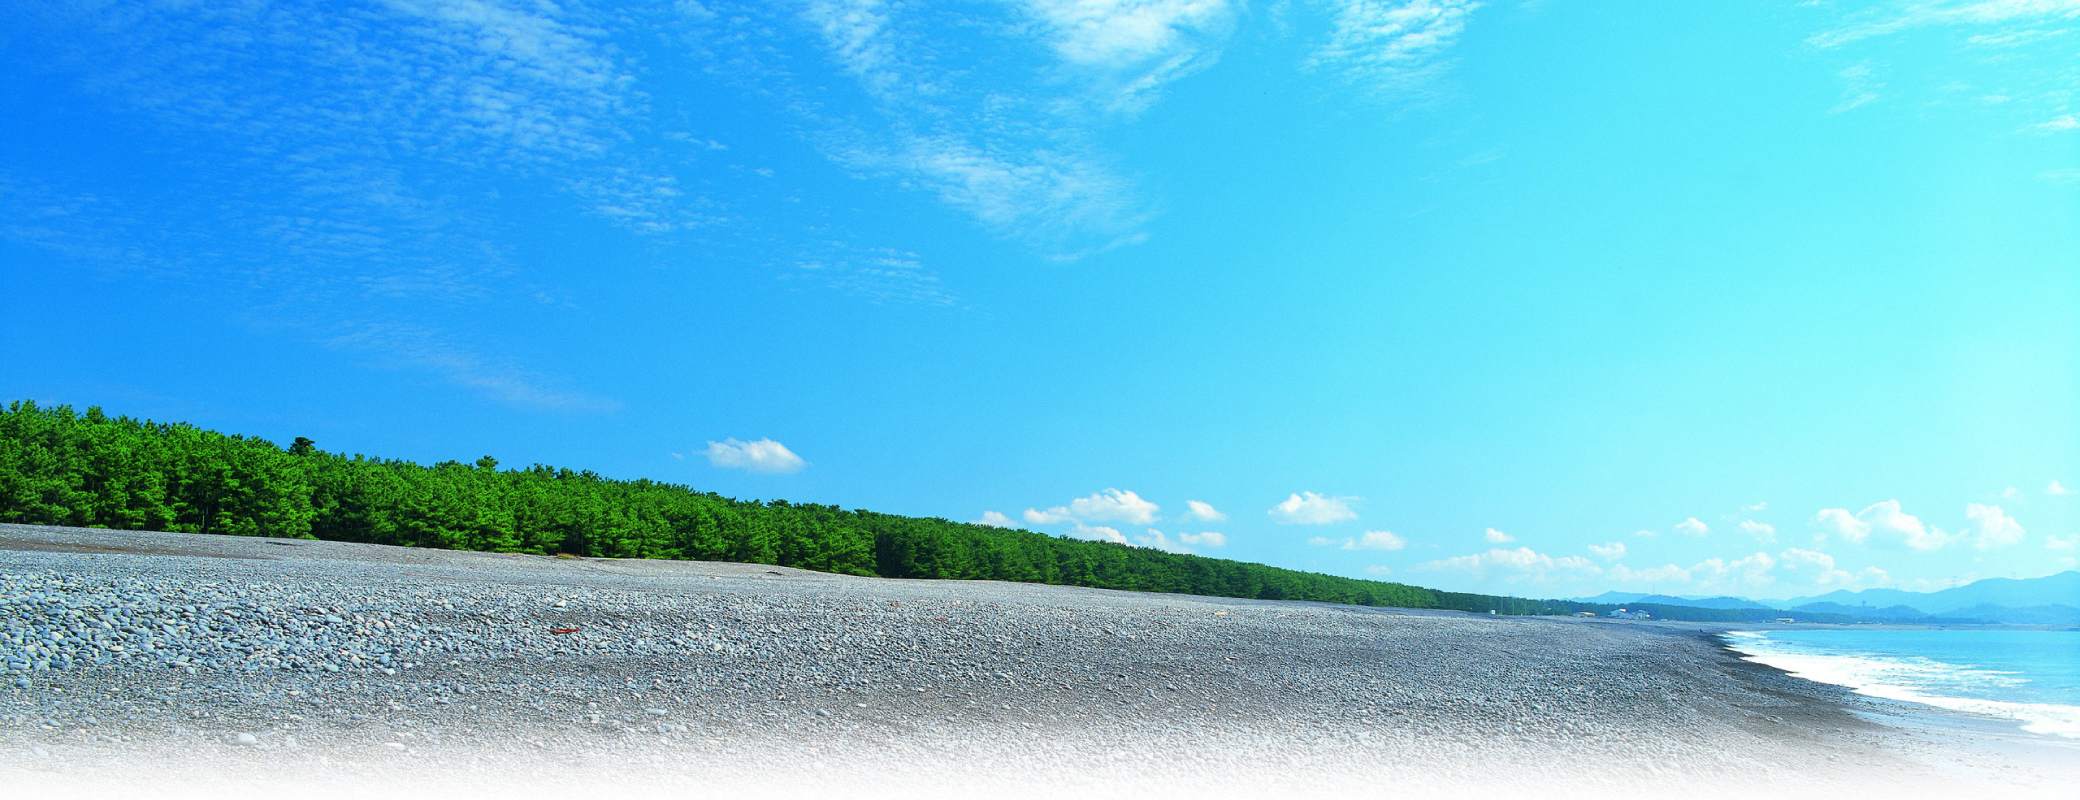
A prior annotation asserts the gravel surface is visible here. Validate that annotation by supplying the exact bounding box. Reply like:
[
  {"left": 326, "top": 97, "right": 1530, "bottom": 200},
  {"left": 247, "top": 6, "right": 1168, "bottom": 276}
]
[{"left": 3, "top": 523, "right": 2074, "bottom": 799}]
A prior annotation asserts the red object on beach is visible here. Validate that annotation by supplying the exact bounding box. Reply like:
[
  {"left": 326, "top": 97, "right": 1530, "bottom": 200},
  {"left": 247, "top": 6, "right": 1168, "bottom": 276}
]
[{"left": 549, "top": 627, "right": 581, "bottom": 634}]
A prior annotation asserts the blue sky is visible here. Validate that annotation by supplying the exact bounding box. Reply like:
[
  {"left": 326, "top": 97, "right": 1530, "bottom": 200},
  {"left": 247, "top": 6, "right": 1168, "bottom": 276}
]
[{"left": 3, "top": 0, "right": 2076, "bottom": 600}]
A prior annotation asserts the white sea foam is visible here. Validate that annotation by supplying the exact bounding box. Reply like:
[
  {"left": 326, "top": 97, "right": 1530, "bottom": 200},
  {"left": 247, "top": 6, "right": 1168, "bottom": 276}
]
[{"left": 1725, "top": 633, "right": 2080, "bottom": 739}]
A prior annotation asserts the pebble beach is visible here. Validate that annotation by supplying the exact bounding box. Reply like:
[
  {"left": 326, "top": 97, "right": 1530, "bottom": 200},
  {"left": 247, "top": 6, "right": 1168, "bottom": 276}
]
[{"left": 3, "top": 523, "right": 2073, "bottom": 799}]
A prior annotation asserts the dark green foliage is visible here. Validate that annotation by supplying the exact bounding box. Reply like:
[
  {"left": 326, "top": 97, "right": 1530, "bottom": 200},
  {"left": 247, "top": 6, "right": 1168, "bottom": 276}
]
[{"left": 0, "top": 401, "right": 1599, "bottom": 614}]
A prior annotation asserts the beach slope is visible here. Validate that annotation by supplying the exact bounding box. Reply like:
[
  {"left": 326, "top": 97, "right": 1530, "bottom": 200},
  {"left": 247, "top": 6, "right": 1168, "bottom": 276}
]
[{"left": 2, "top": 524, "right": 2071, "bottom": 799}]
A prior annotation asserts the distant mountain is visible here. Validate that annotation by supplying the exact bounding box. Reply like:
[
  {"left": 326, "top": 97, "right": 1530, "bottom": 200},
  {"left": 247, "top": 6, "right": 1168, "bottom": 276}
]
[
  {"left": 1569, "top": 591, "right": 1781, "bottom": 609},
  {"left": 1574, "top": 591, "right": 1651, "bottom": 604},
  {"left": 1785, "top": 571, "right": 2080, "bottom": 615},
  {"left": 1939, "top": 603, "right": 2080, "bottom": 626},
  {"left": 1645, "top": 595, "right": 1777, "bottom": 610},
  {"left": 1787, "top": 602, "right": 1996, "bottom": 624}
]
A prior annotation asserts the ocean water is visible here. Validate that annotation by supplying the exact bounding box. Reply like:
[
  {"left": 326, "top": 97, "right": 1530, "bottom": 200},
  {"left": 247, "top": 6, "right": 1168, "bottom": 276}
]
[{"left": 1722, "top": 629, "right": 2080, "bottom": 738}]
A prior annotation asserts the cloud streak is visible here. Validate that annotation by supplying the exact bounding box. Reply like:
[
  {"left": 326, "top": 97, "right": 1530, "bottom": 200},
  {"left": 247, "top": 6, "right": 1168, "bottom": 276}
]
[
  {"left": 796, "top": 0, "right": 1216, "bottom": 254},
  {"left": 1307, "top": 0, "right": 1481, "bottom": 96}
]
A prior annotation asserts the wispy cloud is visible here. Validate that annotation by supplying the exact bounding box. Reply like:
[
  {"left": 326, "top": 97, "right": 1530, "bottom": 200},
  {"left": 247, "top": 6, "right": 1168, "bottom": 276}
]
[
  {"left": 1808, "top": 1, "right": 2080, "bottom": 133},
  {"left": 1810, "top": 0, "right": 2080, "bottom": 49},
  {"left": 322, "top": 320, "right": 620, "bottom": 412},
  {"left": 791, "top": 245, "right": 958, "bottom": 306},
  {"left": 796, "top": 0, "right": 1211, "bottom": 254},
  {"left": 1308, "top": 530, "right": 1407, "bottom": 550},
  {"left": 1306, "top": 0, "right": 1482, "bottom": 96},
  {"left": 1832, "top": 62, "right": 1886, "bottom": 112},
  {"left": 1482, "top": 527, "right": 1513, "bottom": 543},
  {"left": 7, "top": 0, "right": 695, "bottom": 407},
  {"left": 1013, "top": 0, "right": 1238, "bottom": 114}
]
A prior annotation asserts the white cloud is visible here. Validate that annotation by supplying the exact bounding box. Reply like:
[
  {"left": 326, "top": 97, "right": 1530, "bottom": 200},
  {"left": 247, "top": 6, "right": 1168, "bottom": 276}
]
[
  {"left": 1687, "top": 552, "right": 1779, "bottom": 593},
  {"left": 1738, "top": 520, "right": 1777, "bottom": 543},
  {"left": 1024, "top": 507, "right": 1071, "bottom": 525},
  {"left": 1587, "top": 542, "right": 1626, "bottom": 562},
  {"left": 1814, "top": 507, "right": 1867, "bottom": 543},
  {"left": 1134, "top": 528, "right": 1195, "bottom": 553},
  {"left": 702, "top": 438, "right": 807, "bottom": 474},
  {"left": 1307, "top": 0, "right": 1481, "bottom": 95},
  {"left": 1308, "top": 536, "right": 1337, "bottom": 546},
  {"left": 1633, "top": 529, "right": 1658, "bottom": 539},
  {"left": 1414, "top": 547, "right": 1601, "bottom": 577},
  {"left": 1743, "top": 501, "right": 1769, "bottom": 512},
  {"left": 2003, "top": 487, "right": 2024, "bottom": 499},
  {"left": 1964, "top": 503, "right": 2026, "bottom": 550},
  {"left": 1604, "top": 563, "right": 1691, "bottom": 585},
  {"left": 1482, "top": 527, "right": 1513, "bottom": 543},
  {"left": 1184, "top": 499, "right": 1227, "bottom": 522},
  {"left": 1028, "top": 488, "right": 1162, "bottom": 526},
  {"left": 972, "top": 511, "right": 1017, "bottom": 528},
  {"left": 1344, "top": 530, "right": 1407, "bottom": 550},
  {"left": 1604, "top": 547, "right": 1903, "bottom": 595},
  {"left": 1816, "top": 500, "right": 1950, "bottom": 550},
  {"left": 2046, "top": 534, "right": 2079, "bottom": 551},
  {"left": 1363, "top": 564, "right": 1393, "bottom": 576},
  {"left": 2050, "top": 480, "right": 2076, "bottom": 496},
  {"left": 1075, "top": 525, "right": 1220, "bottom": 553},
  {"left": 1068, "top": 522, "right": 1129, "bottom": 544},
  {"left": 1267, "top": 492, "right": 1360, "bottom": 525},
  {"left": 1674, "top": 517, "right": 1710, "bottom": 537},
  {"left": 1775, "top": 548, "right": 1857, "bottom": 588}
]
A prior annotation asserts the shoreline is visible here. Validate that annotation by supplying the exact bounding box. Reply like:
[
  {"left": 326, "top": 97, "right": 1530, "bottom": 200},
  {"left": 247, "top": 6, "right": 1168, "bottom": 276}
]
[{"left": 4, "top": 523, "right": 2075, "bottom": 797}]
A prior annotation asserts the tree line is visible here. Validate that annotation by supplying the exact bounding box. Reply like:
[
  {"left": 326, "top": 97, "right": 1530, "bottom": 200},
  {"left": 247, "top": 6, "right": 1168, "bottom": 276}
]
[{"left": 2, "top": 400, "right": 1627, "bottom": 616}]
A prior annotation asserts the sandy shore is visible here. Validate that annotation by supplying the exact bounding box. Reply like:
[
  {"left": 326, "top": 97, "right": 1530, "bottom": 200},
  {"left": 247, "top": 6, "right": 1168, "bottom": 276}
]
[{"left": 2, "top": 524, "right": 2073, "bottom": 799}]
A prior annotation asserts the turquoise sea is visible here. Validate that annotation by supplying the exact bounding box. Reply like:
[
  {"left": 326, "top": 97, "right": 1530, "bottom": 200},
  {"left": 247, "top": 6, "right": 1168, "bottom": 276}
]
[{"left": 1723, "top": 629, "right": 2080, "bottom": 738}]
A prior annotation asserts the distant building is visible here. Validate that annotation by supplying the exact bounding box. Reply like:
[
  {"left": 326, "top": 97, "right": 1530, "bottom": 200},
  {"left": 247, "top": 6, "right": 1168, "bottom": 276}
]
[
  {"left": 1575, "top": 611, "right": 1598, "bottom": 618},
  {"left": 1609, "top": 608, "right": 1652, "bottom": 620},
  {"left": 1774, "top": 617, "right": 1797, "bottom": 624}
]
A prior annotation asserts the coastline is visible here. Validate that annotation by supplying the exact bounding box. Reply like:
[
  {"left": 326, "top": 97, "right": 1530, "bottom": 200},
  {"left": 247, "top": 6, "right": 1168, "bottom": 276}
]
[{"left": 4, "top": 523, "right": 2074, "bottom": 798}]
